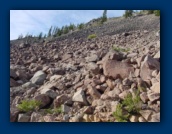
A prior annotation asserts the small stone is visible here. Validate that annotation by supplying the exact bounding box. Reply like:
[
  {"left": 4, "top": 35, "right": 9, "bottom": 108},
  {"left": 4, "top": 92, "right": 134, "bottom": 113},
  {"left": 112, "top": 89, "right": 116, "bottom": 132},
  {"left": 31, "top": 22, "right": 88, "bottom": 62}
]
[
  {"left": 63, "top": 115, "right": 70, "bottom": 122},
  {"left": 140, "top": 92, "right": 149, "bottom": 103},
  {"left": 122, "top": 78, "right": 132, "bottom": 86},
  {"left": 50, "top": 75, "right": 62, "bottom": 81},
  {"left": 106, "top": 79, "right": 115, "bottom": 89},
  {"left": 119, "top": 90, "right": 130, "bottom": 100},
  {"left": 18, "top": 114, "right": 30, "bottom": 122},
  {"left": 129, "top": 115, "right": 138, "bottom": 122},
  {"left": 100, "top": 75, "right": 106, "bottom": 83},
  {"left": 40, "top": 88, "right": 58, "bottom": 99},
  {"left": 54, "top": 94, "right": 69, "bottom": 108},
  {"left": 87, "top": 85, "right": 101, "bottom": 99},
  {"left": 30, "top": 112, "right": 44, "bottom": 122},
  {"left": 148, "top": 92, "right": 160, "bottom": 102},
  {"left": 61, "top": 105, "right": 71, "bottom": 114},
  {"left": 151, "top": 82, "right": 160, "bottom": 93},
  {"left": 72, "top": 89, "right": 87, "bottom": 105},
  {"left": 150, "top": 113, "right": 160, "bottom": 122},
  {"left": 139, "top": 110, "right": 153, "bottom": 121},
  {"left": 138, "top": 116, "right": 147, "bottom": 122},
  {"left": 83, "top": 106, "right": 93, "bottom": 114}
]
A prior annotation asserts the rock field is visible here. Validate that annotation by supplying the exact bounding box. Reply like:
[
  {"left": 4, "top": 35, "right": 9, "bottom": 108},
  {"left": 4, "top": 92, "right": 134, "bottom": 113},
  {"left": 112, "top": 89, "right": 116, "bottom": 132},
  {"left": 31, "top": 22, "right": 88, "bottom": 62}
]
[{"left": 10, "top": 14, "right": 160, "bottom": 122}]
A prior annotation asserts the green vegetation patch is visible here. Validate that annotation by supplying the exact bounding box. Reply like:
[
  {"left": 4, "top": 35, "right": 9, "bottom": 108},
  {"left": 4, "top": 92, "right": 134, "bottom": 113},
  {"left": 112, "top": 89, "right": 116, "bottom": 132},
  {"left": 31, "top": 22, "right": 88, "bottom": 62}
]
[
  {"left": 113, "top": 90, "right": 142, "bottom": 122},
  {"left": 87, "top": 34, "right": 97, "bottom": 39},
  {"left": 112, "top": 104, "right": 129, "bottom": 122},
  {"left": 113, "top": 46, "right": 130, "bottom": 52},
  {"left": 44, "top": 106, "right": 62, "bottom": 114},
  {"left": 17, "top": 100, "right": 41, "bottom": 112}
]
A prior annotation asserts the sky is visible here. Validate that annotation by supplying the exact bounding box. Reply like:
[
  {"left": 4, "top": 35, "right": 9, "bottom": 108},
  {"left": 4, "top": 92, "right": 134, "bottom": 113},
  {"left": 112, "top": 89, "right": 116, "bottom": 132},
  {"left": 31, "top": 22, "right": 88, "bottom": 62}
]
[{"left": 10, "top": 10, "right": 125, "bottom": 40}]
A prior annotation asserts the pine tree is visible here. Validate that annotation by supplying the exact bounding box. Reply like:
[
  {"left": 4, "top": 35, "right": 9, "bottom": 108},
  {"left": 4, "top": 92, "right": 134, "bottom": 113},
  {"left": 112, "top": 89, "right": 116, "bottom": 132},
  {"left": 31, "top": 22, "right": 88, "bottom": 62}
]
[
  {"left": 38, "top": 32, "right": 43, "bottom": 40},
  {"left": 78, "top": 23, "right": 84, "bottom": 30},
  {"left": 124, "top": 10, "right": 133, "bottom": 18},
  {"left": 101, "top": 10, "right": 107, "bottom": 24},
  {"left": 18, "top": 34, "right": 23, "bottom": 39},
  {"left": 48, "top": 26, "right": 52, "bottom": 37}
]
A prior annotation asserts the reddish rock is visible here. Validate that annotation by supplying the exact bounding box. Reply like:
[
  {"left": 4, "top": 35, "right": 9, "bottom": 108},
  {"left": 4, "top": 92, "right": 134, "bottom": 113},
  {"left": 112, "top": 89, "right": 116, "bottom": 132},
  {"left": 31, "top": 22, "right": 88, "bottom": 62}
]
[
  {"left": 140, "top": 55, "right": 160, "bottom": 81},
  {"left": 103, "top": 59, "right": 134, "bottom": 79}
]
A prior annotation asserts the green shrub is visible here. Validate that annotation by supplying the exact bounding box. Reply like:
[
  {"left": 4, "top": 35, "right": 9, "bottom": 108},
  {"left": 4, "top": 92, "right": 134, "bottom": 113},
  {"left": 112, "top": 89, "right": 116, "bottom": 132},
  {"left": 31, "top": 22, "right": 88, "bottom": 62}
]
[
  {"left": 122, "top": 91, "right": 142, "bottom": 114},
  {"left": 17, "top": 100, "right": 41, "bottom": 112},
  {"left": 147, "top": 10, "right": 154, "bottom": 14},
  {"left": 113, "top": 91, "right": 142, "bottom": 122},
  {"left": 113, "top": 46, "right": 130, "bottom": 52},
  {"left": 87, "top": 34, "right": 97, "bottom": 39},
  {"left": 113, "top": 104, "right": 129, "bottom": 122},
  {"left": 44, "top": 106, "right": 62, "bottom": 114},
  {"left": 154, "top": 10, "right": 160, "bottom": 16}
]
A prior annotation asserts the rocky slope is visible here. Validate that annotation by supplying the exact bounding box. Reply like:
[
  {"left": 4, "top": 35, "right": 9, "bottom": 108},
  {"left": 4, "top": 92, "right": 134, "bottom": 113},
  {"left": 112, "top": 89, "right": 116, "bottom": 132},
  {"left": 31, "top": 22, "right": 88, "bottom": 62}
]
[{"left": 10, "top": 14, "right": 160, "bottom": 122}]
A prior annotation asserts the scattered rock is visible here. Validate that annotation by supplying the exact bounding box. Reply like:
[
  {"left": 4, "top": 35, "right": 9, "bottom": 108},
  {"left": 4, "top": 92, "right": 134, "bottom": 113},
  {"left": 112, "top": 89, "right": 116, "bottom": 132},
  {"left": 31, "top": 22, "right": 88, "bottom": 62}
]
[
  {"left": 72, "top": 89, "right": 88, "bottom": 105},
  {"left": 54, "top": 94, "right": 69, "bottom": 108},
  {"left": 31, "top": 70, "right": 46, "bottom": 85},
  {"left": 18, "top": 114, "right": 30, "bottom": 122},
  {"left": 139, "top": 110, "right": 153, "bottom": 121},
  {"left": 150, "top": 82, "right": 160, "bottom": 93},
  {"left": 140, "top": 55, "right": 160, "bottom": 81},
  {"left": 34, "top": 94, "right": 51, "bottom": 108}
]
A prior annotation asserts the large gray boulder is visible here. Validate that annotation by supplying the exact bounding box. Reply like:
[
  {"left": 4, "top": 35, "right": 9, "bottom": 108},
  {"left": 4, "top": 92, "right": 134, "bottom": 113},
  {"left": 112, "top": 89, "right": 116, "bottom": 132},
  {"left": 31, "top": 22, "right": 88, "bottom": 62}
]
[{"left": 30, "top": 70, "right": 46, "bottom": 85}]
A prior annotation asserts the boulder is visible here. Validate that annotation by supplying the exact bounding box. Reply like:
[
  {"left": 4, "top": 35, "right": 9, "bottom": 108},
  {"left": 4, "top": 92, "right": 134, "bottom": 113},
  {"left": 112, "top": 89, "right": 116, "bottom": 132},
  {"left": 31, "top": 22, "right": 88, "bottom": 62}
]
[
  {"left": 61, "top": 105, "right": 71, "bottom": 114},
  {"left": 10, "top": 78, "right": 19, "bottom": 87},
  {"left": 139, "top": 110, "right": 153, "bottom": 121},
  {"left": 30, "top": 112, "right": 44, "bottom": 122},
  {"left": 103, "top": 59, "right": 134, "bottom": 79},
  {"left": 150, "top": 82, "right": 160, "bottom": 93},
  {"left": 87, "top": 62, "right": 100, "bottom": 75},
  {"left": 72, "top": 89, "right": 87, "bottom": 105},
  {"left": 54, "top": 94, "right": 69, "bottom": 108},
  {"left": 87, "top": 85, "right": 101, "bottom": 99},
  {"left": 85, "top": 54, "right": 98, "bottom": 62},
  {"left": 34, "top": 94, "right": 51, "bottom": 108},
  {"left": 10, "top": 108, "right": 19, "bottom": 122},
  {"left": 102, "top": 51, "right": 124, "bottom": 61},
  {"left": 150, "top": 113, "right": 160, "bottom": 122},
  {"left": 140, "top": 55, "right": 160, "bottom": 81},
  {"left": 22, "top": 82, "right": 37, "bottom": 89},
  {"left": 30, "top": 70, "right": 46, "bottom": 85},
  {"left": 148, "top": 92, "right": 160, "bottom": 102},
  {"left": 18, "top": 114, "right": 30, "bottom": 122},
  {"left": 10, "top": 69, "right": 18, "bottom": 79},
  {"left": 40, "top": 88, "right": 58, "bottom": 99}
]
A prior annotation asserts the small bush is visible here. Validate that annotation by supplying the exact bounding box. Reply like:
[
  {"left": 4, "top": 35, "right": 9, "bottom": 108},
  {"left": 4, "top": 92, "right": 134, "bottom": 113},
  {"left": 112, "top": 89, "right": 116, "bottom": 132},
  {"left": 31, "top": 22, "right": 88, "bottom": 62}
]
[
  {"left": 122, "top": 91, "right": 142, "bottom": 114},
  {"left": 87, "top": 34, "right": 97, "bottom": 39},
  {"left": 154, "top": 10, "right": 160, "bottom": 16},
  {"left": 113, "top": 104, "right": 129, "bottom": 122},
  {"left": 44, "top": 106, "right": 62, "bottom": 114},
  {"left": 17, "top": 100, "right": 41, "bottom": 112},
  {"left": 147, "top": 10, "right": 154, "bottom": 14},
  {"left": 113, "top": 46, "right": 130, "bottom": 52}
]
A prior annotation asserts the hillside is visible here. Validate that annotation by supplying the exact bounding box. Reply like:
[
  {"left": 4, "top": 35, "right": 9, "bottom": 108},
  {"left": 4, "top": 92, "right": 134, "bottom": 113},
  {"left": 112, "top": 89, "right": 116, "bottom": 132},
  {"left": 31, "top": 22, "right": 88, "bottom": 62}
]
[{"left": 10, "top": 14, "right": 160, "bottom": 122}]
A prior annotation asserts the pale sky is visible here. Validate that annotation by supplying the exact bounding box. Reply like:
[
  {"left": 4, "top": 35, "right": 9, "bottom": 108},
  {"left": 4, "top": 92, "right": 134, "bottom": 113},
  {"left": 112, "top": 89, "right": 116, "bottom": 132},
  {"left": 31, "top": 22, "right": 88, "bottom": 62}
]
[{"left": 10, "top": 10, "right": 125, "bottom": 40}]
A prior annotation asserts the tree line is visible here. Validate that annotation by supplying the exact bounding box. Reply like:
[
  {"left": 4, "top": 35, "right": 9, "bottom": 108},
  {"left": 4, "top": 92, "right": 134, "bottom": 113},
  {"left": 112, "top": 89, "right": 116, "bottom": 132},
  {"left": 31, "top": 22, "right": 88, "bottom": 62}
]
[{"left": 18, "top": 10, "right": 159, "bottom": 40}]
